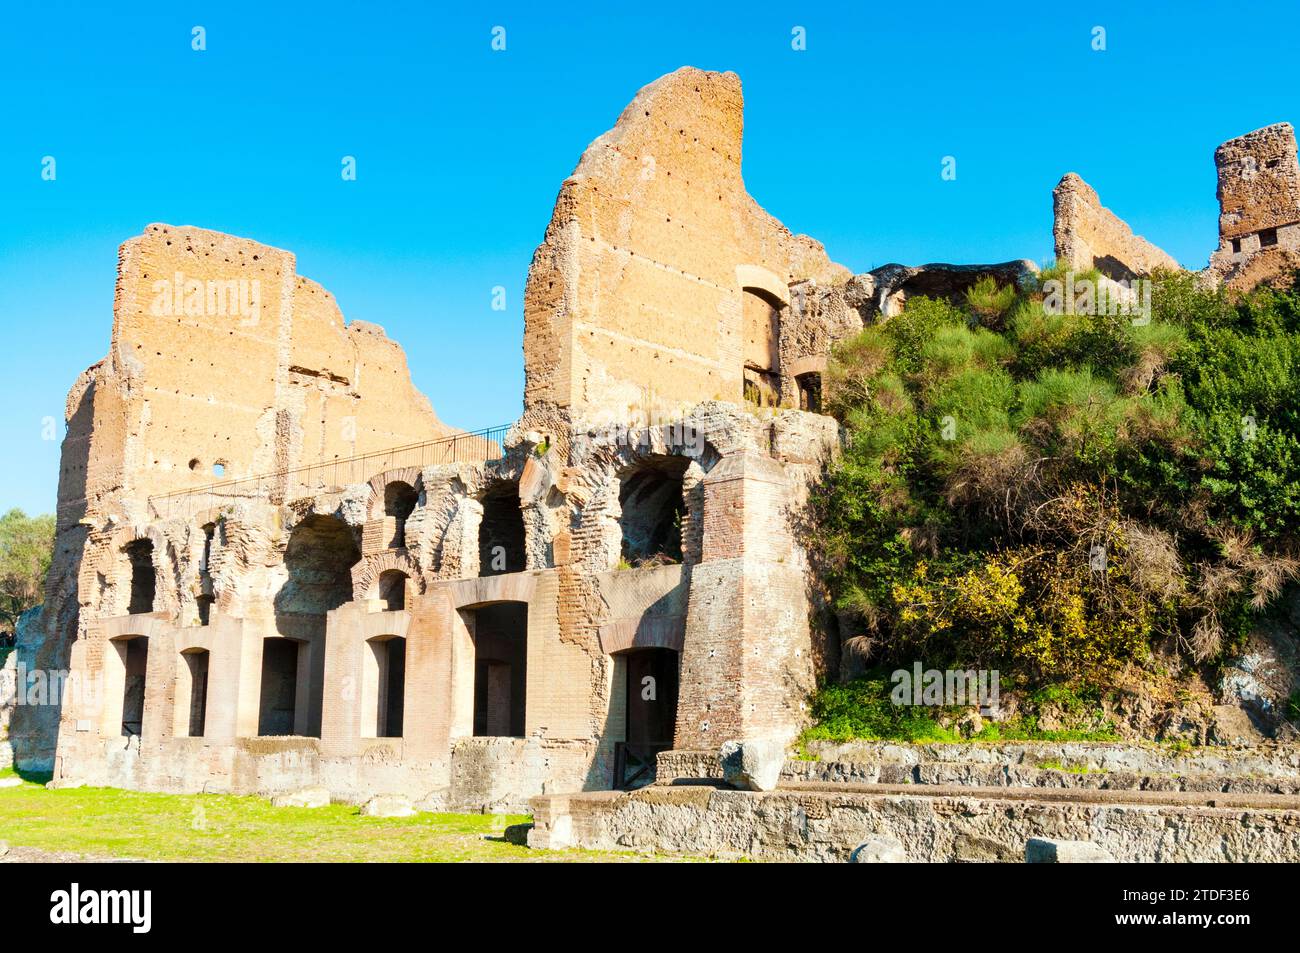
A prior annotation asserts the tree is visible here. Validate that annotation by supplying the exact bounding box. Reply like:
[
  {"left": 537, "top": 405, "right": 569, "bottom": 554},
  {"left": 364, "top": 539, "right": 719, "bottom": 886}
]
[{"left": 0, "top": 508, "right": 55, "bottom": 641}]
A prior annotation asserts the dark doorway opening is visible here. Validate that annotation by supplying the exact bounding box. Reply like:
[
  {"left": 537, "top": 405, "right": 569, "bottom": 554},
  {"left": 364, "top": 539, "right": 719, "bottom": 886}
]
[
  {"left": 183, "top": 648, "right": 209, "bottom": 737},
  {"left": 258, "top": 638, "right": 300, "bottom": 736},
  {"left": 368, "top": 636, "right": 406, "bottom": 738},
  {"left": 469, "top": 602, "right": 528, "bottom": 736},
  {"left": 479, "top": 482, "right": 525, "bottom": 576},
  {"left": 117, "top": 636, "right": 148, "bottom": 736},
  {"left": 797, "top": 372, "right": 823, "bottom": 414},
  {"left": 614, "top": 647, "right": 679, "bottom": 788},
  {"left": 125, "top": 539, "right": 155, "bottom": 615}
]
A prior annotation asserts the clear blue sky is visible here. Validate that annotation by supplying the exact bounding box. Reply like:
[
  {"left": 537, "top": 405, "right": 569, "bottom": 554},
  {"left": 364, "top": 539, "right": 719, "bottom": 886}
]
[{"left": 2, "top": 1, "right": 1296, "bottom": 515}]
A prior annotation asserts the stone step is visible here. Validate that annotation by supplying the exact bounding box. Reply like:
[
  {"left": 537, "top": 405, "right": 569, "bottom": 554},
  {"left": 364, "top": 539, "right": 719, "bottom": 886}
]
[
  {"left": 529, "top": 781, "right": 1300, "bottom": 862},
  {"left": 782, "top": 759, "right": 1300, "bottom": 794},
  {"left": 780, "top": 779, "right": 1300, "bottom": 811},
  {"left": 658, "top": 743, "right": 1300, "bottom": 794}
]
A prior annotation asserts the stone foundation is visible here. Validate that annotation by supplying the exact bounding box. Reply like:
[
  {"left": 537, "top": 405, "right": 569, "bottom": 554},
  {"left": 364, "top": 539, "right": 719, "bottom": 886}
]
[{"left": 529, "top": 782, "right": 1300, "bottom": 862}]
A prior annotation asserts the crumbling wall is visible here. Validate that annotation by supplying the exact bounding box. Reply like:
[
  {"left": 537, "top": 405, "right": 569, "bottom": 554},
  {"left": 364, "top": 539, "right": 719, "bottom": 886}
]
[
  {"left": 521, "top": 67, "right": 849, "bottom": 433},
  {"left": 35, "top": 225, "right": 459, "bottom": 774},
  {"left": 1208, "top": 123, "right": 1300, "bottom": 290},
  {"left": 1053, "top": 173, "right": 1181, "bottom": 279}
]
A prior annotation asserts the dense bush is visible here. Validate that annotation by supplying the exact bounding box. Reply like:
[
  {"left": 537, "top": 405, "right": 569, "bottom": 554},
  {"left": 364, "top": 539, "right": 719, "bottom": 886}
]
[{"left": 816, "top": 268, "right": 1300, "bottom": 709}]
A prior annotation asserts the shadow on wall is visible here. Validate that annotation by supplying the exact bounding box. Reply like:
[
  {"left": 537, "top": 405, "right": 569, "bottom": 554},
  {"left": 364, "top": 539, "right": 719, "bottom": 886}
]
[
  {"left": 268, "top": 514, "right": 360, "bottom": 737},
  {"left": 9, "top": 368, "right": 98, "bottom": 772}
]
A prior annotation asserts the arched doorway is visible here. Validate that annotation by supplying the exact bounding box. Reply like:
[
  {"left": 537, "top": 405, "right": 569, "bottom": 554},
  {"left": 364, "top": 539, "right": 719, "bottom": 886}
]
[
  {"left": 378, "top": 569, "right": 408, "bottom": 611},
  {"left": 384, "top": 481, "right": 418, "bottom": 548},
  {"left": 269, "top": 514, "right": 359, "bottom": 737}
]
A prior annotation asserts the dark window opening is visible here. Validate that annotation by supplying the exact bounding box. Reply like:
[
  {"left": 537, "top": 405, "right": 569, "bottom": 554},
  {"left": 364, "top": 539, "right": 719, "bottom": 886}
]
[
  {"left": 369, "top": 636, "right": 406, "bottom": 738},
  {"left": 469, "top": 602, "right": 528, "bottom": 737},
  {"left": 198, "top": 522, "right": 216, "bottom": 626},
  {"left": 384, "top": 481, "right": 418, "bottom": 549},
  {"left": 183, "top": 649, "right": 209, "bottom": 737},
  {"left": 117, "top": 636, "right": 148, "bottom": 737},
  {"left": 200, "top": 523, "right": 215, "bottom": 571},
  {"left": 1231, "top": 237, "right": 1242, "bottom": 255},
  {"left": 258, "top": 638, "right": 301, "bottom": 736},
  {"left": 1260, "top": 227, "right": 1279, "bottom": 248},
  {"left": 197, "top": 594, "right": 214, "bottom": 626},
  {"left": 378, "top": 569, "right": 408, "bottom": 611},
  {"left": 479, "top": 483, "right": 526, "bottom": 576},
  {"left": 618, "top": 458, "right": 688, "bottom": 566},
  {"left": 796, "top": 372, "right": 823, "bottom": 414},
  {"left": 125, "top": 539, "right": 155, "bottom": 615}
]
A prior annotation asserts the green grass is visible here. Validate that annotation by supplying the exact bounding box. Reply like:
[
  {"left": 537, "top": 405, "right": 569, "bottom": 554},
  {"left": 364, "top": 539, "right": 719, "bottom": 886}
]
[
  {"left": 1036, "top": 759, "right": 1105, "bottom": 775},
  {"left": 0, "top": 767, "right": 672, "bottom": 863}
]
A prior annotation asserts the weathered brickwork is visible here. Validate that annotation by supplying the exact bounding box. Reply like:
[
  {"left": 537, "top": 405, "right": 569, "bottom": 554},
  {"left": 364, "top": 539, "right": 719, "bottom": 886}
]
[
  {"left": 1052, "top": 173, "right": 1181, "bottom": 279},
  {"left": 18, "top": 68, "right": 847, "bottom": 811},
  {"left": 19, "top": 68, "right": 1298, "bottom": 817}
]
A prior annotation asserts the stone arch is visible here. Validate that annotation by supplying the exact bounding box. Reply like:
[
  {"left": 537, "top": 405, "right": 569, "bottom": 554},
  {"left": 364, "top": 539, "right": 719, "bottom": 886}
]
[
  {"left": 352, "top": 550, "right": 426, "bottom": 602},
  {"left": 735, "top": 264, "right": 791, "bottom": 306},
  {"left": 365, "top": 466, "right": 424, "bottom": 519},
  {"left": 737, "top": 265, "right": 792, "bottom": 408},
  {"left": 106, "top": 525, "right": 169, "bottom": 618}
]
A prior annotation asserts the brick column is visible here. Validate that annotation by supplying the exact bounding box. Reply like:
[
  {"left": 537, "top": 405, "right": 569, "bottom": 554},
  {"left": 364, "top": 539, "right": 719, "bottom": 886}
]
[{"left": 674, "top": 452, "right": 815, "bottom": 750}]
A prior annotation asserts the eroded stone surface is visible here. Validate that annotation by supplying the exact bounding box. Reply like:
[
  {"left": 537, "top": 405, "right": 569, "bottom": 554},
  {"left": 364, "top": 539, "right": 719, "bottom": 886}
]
[
  {"left": 1025, "top": 838, "right": 1115, "bottom": 863},
  {"left": 360, "top": 794, "right": 416, "bottom": 818},
  {"left": 1053, "top": 173, "right": 1180, "bottom": 279},
  {"left": 720, "top": 738, "right": 785, "bottom": 792},
  {"left": 849, "top": 835, "right": 906, "bottom": 863},
  {"left": 1207, "top": 123, "right": 1300, "bottom": 289},
  {"left": 271, "top": 786, "right": 330, "bottom": 808},
  {"left": 531, "top": 784, "right": 1300, "bottom": 862}
]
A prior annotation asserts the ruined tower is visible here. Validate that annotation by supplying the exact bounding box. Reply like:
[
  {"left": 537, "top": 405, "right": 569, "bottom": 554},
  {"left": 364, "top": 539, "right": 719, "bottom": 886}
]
[{"left": 1209, "top": 122, "right": 1300, "bottom": 289}]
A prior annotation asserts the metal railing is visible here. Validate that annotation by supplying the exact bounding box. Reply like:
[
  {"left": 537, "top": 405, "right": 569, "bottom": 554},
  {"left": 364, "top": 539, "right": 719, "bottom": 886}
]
[{"left": 148, "top": 424, "right": 511, "bottom": 521}]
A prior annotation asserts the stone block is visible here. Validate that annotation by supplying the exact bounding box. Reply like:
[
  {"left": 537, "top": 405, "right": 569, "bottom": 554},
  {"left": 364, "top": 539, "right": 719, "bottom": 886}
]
[
  {"left": 720, "top": 738, "right": 785, "bottom": 792},
  {"left": 1025, "top": 838, "right": 1115, "bottom": 863},
  {"left": 849, "top": 836, "right": 906, "bottom": 863},
  {"left": 271, "top": 786, "right": 330, "bottom": 808},
  {"left": 360, "top": 794, "right": 416, "bottom": 818}
]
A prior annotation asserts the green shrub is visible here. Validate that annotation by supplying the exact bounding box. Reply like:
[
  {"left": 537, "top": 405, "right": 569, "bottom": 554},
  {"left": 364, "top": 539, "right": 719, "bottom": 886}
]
[{"left": 809, "top": 270, "right": 1300, "bottom": 741}]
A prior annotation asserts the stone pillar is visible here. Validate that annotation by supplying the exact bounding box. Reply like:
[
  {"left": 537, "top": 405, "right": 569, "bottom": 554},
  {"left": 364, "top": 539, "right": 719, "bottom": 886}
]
[
  {"left": 201, "top": 612, "right": 244, "bottom": 744},
  {"left": 404, "top": 589, "right": 458, "bottom": 759},
  {"left": 674, "top": 452, "right": 815, "bottom": 750},
  {"left": 321, "top": 605, "right": 363, "bottom": 758}
]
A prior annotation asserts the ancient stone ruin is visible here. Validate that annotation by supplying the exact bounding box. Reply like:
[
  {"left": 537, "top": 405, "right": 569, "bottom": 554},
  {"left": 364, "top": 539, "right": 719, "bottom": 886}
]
[
  {"left": 1052, "top": 120, "right": 1300, "bottom": 290},
  {"left": 8, "top": 68, "right": 1300, "bottom": 846}
]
